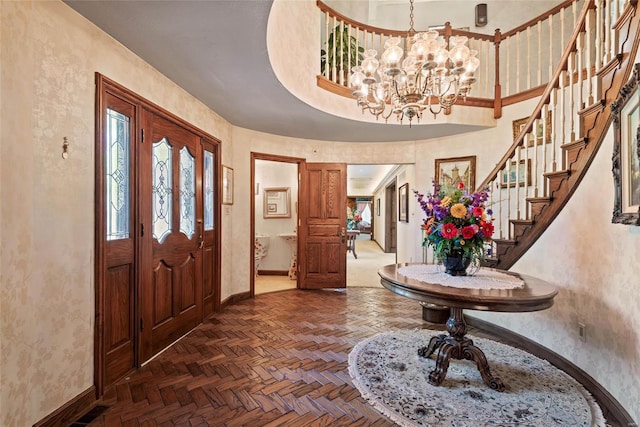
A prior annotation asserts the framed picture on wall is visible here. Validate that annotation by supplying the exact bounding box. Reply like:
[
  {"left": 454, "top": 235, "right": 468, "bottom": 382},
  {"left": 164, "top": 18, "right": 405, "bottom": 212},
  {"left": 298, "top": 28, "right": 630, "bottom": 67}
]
[
  {"left": 263, "top": 187, "right": 291, "bottom": 218},
  {"left": 398, "top": 183, "right": 409, "bottom": 222},
  {"left": 611, "top": 63, "right": 640, "bottom": 225},
  {"left": 222, "top": 165, "right": 234, "bottom": 205},
  {"left": 500, "top": 159, "right": 532, "bottom": 188},
  {"left": 512, "top": 111, "right": 552, "bottom": 147},
  {"left": 435, "top": 156, "right": 476, "bottom": 193},
  {"left": 376, "top": 198, "right": 380, "bottom": 216}
]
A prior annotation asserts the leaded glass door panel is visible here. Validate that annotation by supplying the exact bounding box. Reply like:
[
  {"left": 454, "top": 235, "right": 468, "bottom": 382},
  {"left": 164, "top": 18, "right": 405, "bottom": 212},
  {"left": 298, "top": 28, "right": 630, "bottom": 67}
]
[{"left": 140, "top": 111, "right": 203, "bottom": 362}]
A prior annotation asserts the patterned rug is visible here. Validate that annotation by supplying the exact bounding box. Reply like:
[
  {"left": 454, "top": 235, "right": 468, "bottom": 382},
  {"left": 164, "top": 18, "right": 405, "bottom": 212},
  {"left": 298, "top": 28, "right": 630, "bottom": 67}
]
[{"left": 348, "top": 329, "right": 605, "bottom": 427}]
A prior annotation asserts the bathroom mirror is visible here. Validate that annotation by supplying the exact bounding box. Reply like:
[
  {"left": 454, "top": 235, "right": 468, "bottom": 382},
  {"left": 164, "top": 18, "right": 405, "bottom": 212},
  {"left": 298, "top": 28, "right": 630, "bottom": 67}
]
[{"left": 263, "top": 187, "right": 291, "bottom": 218}]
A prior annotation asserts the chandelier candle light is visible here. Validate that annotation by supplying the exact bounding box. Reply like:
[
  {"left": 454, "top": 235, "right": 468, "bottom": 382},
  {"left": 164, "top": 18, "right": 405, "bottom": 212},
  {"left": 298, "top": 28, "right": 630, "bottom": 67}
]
[{"left": 349, "top": 0, "right": 480, "bottom": 125}]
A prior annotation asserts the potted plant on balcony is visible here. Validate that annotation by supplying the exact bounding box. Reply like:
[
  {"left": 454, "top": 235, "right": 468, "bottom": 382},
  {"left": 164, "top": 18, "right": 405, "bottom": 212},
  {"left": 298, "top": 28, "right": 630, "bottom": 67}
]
[{"left": 321, "top": 25, "right": 364, "bottom": 83}]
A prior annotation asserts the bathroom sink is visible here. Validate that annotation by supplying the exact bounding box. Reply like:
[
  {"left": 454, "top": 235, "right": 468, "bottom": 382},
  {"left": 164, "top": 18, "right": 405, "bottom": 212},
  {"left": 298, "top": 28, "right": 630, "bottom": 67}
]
[{"left": 278, "top": 233, "right": 297, "bottom": 242}]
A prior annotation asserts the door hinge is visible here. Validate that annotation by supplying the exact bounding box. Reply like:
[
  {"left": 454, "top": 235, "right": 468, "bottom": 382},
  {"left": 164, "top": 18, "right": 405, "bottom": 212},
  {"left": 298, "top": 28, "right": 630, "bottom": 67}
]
[
  {"left": 141, "top": 223, "right": 144, "bottom": 237},
  {"left": 140, "top": 318, "right": 144, "bottom": 331},
  {"left": 141, "top": 128, "right": 144, "bottom": 142}
]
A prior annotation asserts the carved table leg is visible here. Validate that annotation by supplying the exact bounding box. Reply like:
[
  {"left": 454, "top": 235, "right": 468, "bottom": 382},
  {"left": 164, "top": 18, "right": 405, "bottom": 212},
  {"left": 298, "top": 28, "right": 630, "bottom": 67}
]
[
  {"left": 417, "top": 334, "right": 446, "bottom": 358},
  {"left": 423, "top": 307, "right": 505, "bottom": 391}
]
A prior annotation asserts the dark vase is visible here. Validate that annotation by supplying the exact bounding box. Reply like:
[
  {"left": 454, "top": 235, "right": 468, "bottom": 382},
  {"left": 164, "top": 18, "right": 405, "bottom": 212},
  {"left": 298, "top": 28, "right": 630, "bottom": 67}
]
[{"left": 442, "top": 252, "right": 472, "bottom": 276}]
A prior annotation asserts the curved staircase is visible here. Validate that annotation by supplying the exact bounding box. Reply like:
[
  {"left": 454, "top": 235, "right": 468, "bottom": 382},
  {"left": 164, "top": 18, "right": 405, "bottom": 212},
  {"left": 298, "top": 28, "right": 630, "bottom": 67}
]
[{"left": 481, "top": 0, "right": 639, "bottom": 269}]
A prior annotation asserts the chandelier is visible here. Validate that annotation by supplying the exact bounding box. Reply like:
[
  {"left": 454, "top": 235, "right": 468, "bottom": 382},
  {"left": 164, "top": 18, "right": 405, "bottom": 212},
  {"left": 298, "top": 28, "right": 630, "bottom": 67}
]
[{"left": 349, "top": 0, "right": 480, "bottom": 125}]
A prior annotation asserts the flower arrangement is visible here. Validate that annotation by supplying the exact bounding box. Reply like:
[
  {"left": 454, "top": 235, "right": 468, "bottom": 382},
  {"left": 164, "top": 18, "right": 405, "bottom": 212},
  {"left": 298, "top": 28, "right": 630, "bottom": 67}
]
[
  {"left": 347, "top": 207, "right": 363, "bottom": 230},
  {"left": 414, "top": 181, "right": 495, "bottom": 265}
]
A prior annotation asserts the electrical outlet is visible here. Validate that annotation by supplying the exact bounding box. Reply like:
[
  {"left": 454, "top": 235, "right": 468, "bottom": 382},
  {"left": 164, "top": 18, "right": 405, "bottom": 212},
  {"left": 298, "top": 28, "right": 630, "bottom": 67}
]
[{"left": 578, "top": 322, "right": 587, "bottom": 342}]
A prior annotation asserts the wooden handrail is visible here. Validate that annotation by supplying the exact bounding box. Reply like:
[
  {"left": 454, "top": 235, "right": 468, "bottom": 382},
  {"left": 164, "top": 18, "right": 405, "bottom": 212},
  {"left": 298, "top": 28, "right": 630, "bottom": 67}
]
[{"left": 501, "top": 0, "right": 575, "bottom": 38}]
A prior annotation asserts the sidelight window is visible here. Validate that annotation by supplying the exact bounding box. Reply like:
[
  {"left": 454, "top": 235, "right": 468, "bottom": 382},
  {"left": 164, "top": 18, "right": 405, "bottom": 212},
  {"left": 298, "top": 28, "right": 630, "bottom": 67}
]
[
  {"left": 204, "top": 151, "right": 214, "bottom": 230},
  {"left": 105, "top": 109, "right": 130, "bottom": 241}
]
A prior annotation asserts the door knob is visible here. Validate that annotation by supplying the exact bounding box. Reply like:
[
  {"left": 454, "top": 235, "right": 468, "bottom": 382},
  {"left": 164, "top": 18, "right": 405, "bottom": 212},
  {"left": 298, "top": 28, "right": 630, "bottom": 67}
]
[{"left": 340, "top": 227, "right": 346, "bottom": 243}]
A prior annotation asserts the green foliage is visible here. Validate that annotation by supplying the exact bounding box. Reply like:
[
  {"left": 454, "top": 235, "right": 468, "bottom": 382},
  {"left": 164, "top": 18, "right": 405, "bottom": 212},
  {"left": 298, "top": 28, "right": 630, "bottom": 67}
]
[{"left": 320, "top": 25, "right": 364, "bottom": 77}]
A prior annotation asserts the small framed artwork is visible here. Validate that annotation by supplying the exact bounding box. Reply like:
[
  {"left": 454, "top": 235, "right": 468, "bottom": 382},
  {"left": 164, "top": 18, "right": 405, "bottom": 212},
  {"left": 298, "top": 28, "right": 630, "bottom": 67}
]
[
  {"left": 435, "top": 156, "right": 476, "bottom": 194},
  {"left": 398, "top": 183, "right": 409, "bottom": 222},
  {"left": 512, "top": 111, "right": 552, "bottom": 147},
  {"left": 611, "top": 63, "right": 640, "bottom": 225},
  {"left": 222, "top": 165, "right": 234, "bottom": 205},
  {"left": 263, "top": 187, "right": 291, "bottom": 219},
  {"left": 500, "top": 159, "right": 532, "bottom": 188},
  {"left": 376, "top": 198, "right": 380, "bottom": 216}
]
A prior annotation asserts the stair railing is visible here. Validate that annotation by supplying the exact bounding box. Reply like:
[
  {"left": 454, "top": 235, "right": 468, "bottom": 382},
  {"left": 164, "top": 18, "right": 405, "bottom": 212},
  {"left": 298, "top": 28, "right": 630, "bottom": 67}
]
[{"left": 480, "top": 0, "right": 638, "bottom": 267}]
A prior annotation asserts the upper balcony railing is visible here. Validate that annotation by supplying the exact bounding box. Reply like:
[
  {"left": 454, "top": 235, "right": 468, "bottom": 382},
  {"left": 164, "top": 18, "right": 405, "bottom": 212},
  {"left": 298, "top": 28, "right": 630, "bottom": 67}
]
[{"left": 317, "top": 0, "right": 627, "bottom": 116}]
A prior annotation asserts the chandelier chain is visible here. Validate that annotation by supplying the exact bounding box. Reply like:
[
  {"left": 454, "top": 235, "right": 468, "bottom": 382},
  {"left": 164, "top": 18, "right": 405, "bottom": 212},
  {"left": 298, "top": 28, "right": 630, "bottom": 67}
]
[{"left": 409, "top": 0, "right": 415, "bottom": 34}]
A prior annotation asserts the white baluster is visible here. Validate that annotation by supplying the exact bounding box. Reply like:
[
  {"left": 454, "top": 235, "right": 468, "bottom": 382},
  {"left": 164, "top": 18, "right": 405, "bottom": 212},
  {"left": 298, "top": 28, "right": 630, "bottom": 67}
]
[
  {"left": 516, "top": 32, "right": 521, "bottom": 93},
  {"left": 586, "top": 7, "right": 594, "bottom": 105},
  {"left": 604, "top": 0, "right": 611, "bottom": 63},
  {"left": 537, "top": 22, "right": 542, "bottom": 87},
  {"left": 526, "top": 26, "right": 531, "bottom": 90}
]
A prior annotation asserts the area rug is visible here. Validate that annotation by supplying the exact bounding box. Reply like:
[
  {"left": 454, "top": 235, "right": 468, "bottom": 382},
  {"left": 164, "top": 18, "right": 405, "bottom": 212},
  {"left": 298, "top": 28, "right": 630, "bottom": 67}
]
[{"left": 348, "top": 329, "right": 605, "bottom": 427}]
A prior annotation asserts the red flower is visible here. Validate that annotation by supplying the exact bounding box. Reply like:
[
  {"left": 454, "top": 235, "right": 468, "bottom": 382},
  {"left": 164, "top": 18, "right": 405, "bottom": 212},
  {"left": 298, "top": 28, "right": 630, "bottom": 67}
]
[
  {"left": 472, "top": 206, "right": 484, "bottom": 217},
  {"left": 481, "top": 222, "right": 494, "bottom": 238},
  {"left": 441, "top": 223, "right": 459, "bottom": 239},
  {"left": 461, "top": 225, "right": 476, "bottom": 239},
  {"left": 457, "top": 182, "right": 465, "bottom": 190}
]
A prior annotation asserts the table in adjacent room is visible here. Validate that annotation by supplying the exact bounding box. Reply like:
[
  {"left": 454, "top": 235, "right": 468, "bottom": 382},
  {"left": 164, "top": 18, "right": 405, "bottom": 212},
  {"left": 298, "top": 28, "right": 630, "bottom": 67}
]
[{"left": 346, "top": 230, "right": 359, "bottom": 259}]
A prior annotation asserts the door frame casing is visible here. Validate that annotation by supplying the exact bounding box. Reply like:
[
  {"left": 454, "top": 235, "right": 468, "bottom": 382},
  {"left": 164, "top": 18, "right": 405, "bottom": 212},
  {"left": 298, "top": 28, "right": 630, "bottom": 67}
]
[
  {"left": 250, "top": 153, "right": 305, "bottom": 297},
  {"left": 94, "top": 73, "right": 222, "bottom": 396},
  {"left": 385, "top": 179, "right": 397, "bottom": 253}
]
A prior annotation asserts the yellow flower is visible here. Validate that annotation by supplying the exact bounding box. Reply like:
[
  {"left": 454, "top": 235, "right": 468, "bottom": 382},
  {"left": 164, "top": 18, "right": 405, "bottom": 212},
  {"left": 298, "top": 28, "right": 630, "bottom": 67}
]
[
  {"left": 450, "top": 203, "right": 467, "bottom": 219},
  {"left": 441, "top": 196, "right": 453, "bottom": 207}
]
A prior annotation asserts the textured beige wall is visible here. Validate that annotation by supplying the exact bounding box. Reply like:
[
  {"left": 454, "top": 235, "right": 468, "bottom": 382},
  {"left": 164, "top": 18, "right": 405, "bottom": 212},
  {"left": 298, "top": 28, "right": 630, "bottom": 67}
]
[
  {"left": 468, "top": 124, "right": 640, "bottom": 423},
  {"left": 1, "top": 0, "right": 638, "bottom": 425},
  {"left": 0, "top": 1, "right": 231, "bottom": 425}
]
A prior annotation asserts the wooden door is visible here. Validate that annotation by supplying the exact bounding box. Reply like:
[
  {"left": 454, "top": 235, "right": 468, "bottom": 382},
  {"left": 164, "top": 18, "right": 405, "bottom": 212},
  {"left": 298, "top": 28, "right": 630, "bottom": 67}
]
[
  {"left": 139, "top": 110, "right": 203, "bottom": 362},
  {"left": 99, "top": 92, "right": 137, "bottom": 387},
  {"left": 298, "top": 162, "right": 347, "bottom": 289}
]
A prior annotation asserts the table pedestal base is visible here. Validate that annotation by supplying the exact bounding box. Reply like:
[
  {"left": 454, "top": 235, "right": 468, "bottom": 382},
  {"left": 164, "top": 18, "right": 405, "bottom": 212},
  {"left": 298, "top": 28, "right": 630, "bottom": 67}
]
[{"left": 418, "top": 307, "right": 505, "bottom": 391}]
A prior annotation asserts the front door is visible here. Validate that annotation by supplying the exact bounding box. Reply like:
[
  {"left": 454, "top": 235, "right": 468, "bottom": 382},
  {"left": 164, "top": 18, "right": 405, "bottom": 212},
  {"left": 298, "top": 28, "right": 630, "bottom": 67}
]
[
  {"left": 298, "top": 162, "right": 347, "bottom": 289},
  {"left": 139, "top": 110, "right": 203, "bottom": 362}
]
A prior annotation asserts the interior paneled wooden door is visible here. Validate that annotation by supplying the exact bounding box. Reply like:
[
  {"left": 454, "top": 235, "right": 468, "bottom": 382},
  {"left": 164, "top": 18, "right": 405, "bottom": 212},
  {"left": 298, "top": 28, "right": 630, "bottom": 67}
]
[
  {"left": 139, "top": 110, "right": 203, "bottom": 362},
  {"left": 298, "top": 162, "right": 347, "bottom": 289}
]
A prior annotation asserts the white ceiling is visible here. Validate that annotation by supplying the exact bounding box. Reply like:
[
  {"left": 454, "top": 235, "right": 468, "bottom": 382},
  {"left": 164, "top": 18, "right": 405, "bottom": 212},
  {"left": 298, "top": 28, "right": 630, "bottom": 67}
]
[
  {"left": 62, "top": 0, "right": 558, "bottom": 192},
  {"left": 62, "top": 0, "right": 555, "bottom": 144},
  {"left": 347, "top": 164, "right": 396, "bottom": 196}
]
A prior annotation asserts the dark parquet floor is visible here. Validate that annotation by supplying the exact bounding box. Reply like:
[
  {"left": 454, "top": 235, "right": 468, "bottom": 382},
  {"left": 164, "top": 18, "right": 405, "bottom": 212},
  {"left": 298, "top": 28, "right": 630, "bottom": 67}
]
[{"left": 85, "top": 288, "right": 610, "bottom": 426}]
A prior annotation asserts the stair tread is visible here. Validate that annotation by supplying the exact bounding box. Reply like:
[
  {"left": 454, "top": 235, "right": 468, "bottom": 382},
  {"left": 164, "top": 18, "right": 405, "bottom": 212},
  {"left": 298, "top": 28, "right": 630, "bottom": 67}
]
[
  {"left": 527, "top": 196, "right": 553, "bottom": 203},
  {"left": 510, "top": 219, "right": 535, "bottom": 225}
]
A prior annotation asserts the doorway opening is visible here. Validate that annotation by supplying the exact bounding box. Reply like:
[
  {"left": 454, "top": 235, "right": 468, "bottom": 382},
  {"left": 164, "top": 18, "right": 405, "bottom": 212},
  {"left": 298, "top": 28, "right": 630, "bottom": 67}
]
[
  {"left": 346, "top": 164, "right": 398, "bottom": 289},
  {"left": 251, "top": 153, "right": 304, "bottom": 296}
]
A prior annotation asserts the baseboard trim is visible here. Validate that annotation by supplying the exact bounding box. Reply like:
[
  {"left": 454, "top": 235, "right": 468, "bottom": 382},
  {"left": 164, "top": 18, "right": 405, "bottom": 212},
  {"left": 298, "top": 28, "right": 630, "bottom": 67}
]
[
  {"left": 257, "top": 270, "right": 288, "bottom": 276},
  {"left": 220, "top": 291, "right": 252, "bottom": 310},
  {"left": 466, "top": 315, "right": 635, "bottom": 427},
  {"left": 33, "top": 385, "right": 96, "bottom": 427}
]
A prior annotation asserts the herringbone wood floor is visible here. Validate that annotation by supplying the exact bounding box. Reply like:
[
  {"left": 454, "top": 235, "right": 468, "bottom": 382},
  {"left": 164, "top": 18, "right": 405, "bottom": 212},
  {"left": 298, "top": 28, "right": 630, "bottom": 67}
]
[{"left": 85, "top": 288, "right": 610, "bottom": 426}]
